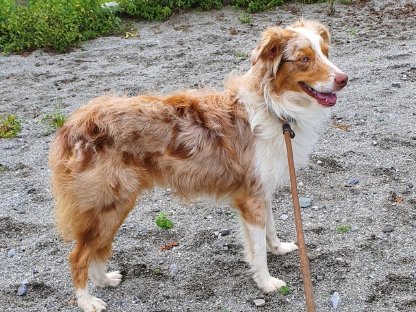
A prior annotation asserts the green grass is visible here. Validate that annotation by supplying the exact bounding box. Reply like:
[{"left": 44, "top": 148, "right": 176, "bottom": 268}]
[
  {"left": 0, "top": 0, "right": 121, "bottom": 54},
  {"left": 336, "top": 224, "right": 352, "bottom": 234},
  {"left": 155, "top": 212, "right": 174, "bottom": 230},
  {"left": 238, "top": 12, "right": 252, "bottom": 24},
  {"left": 42, "top": 110, "right": 66, "bottom": 129},
  {"left": 279, "top": 285, "right": 291, "bottom": 295},
  {"left": 118, "top": 0, "right": 223, "bottom": 20},
  {"left": 0, "top": 115, "right": 21, "bottom": 138}
]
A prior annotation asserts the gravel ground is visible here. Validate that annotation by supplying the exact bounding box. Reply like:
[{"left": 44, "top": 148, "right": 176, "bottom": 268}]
[{"left": 1, "top": 1, "right": 415, "bottom": 311}]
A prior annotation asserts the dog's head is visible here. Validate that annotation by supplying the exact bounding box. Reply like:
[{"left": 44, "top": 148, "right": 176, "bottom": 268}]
[{"left": 251, "top": 20, "right": 348, "bottom": 108}]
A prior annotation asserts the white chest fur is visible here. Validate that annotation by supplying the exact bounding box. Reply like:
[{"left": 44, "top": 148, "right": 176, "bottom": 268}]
[{"left": 240, "top": 89, "right": 329, "bottom": 198}]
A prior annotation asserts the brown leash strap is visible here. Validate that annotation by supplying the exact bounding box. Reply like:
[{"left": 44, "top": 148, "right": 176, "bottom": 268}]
[{"left": 282, "top": 122, "right": 316, "bottom": 312}]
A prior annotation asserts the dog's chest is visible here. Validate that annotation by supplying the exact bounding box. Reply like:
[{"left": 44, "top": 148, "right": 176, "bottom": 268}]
[{"left": 253, "top": 124, "right": 317, "bottom": 197}]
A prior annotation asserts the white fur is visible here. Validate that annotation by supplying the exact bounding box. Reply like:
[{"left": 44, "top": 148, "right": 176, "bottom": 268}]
[
  {"left": 76, "top": 288, "right": 107, "bottom": 312},
  {"left": 89, "top": 259, "right": 122, "bottom": 288},
  {"left": 244, "top": 223, "right": 287, "bottom": 292},
  {"left": 238, "top": 84, "right": 329, "bottom": 198}
]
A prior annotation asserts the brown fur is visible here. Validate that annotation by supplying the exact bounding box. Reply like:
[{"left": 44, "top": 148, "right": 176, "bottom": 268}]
[{"left": 49, "top": 90, "right": 263, "bottom": 289}]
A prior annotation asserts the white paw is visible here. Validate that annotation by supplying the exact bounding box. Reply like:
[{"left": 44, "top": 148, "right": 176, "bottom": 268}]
[
  {"left": 78, "top": 295, "right": 107, "bottom": 312},
  {"left": 270, "top": 242, "right": 298, "bottom": 255},
  {"left": 258, "top": 276, "right": 287, "bottom": 293},
  {"left": 105, "top": 271, "right": 122, "bottom": 287}
]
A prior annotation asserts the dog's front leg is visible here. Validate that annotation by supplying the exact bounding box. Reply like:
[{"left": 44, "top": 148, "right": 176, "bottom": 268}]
[
  {"left": 245, "top": 222, "right": 287, "bottom": 292},
  {"left": 235, "top": 196, "right": 287, "bottom": 293},
  {"left": 266, "top": 202, "right": 298, "bottom": 255}
]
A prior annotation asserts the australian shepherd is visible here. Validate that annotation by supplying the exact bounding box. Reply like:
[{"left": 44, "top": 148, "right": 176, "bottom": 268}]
[{"left": 49, "top": 19, "right": 348, "bottom": 311}]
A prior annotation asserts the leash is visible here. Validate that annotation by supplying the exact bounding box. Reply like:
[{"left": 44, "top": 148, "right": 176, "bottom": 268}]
[{"left": 281, "top": 121, "right": 316, "bottom": 312}]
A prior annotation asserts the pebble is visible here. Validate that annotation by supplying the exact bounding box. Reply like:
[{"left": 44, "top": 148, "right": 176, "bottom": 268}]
[
  {"left": 17, "top": 283, "right": 28, "bottom": 296},
  {"left": 7, "top": 249, "right": 16, "bottom": 258},
  {"left": 219, "top": 229, "right": 230, "bottom": 236},
  {"left": 299, "top": 197, "right": 312, "bottom": 208},
  {"left": 169, "top": 263, "right": 178, "bottom": 276},
  {"left": 383, "top": 224, "right": 394, "bottom": 233},
  {"left": 331, "top": 291, "right": 341, "bottom": 309},
  {"left": 391, "top": 82, "right": 401, "bottom": 88},
  {"left": 280, "top": 214, "right": 288, "bottom": 221},
  {"left": 253, "top": 298, "right": 266, "bottom": 307},
  {"left": 345, "top": 178, "right": 359, "bottom": 187}
]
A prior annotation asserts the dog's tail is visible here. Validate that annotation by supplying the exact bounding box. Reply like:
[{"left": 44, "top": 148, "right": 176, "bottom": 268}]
[
  {"left": 48, "top": 102, "right": 111, "bottom": 240},
  {"left": 49, "top": 124, "right": 78, "bottom": 240}
]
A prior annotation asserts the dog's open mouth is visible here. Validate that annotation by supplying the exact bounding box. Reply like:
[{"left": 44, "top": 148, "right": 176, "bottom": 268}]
[{"left": 299, "top": 82, "right": 337, "bottom": 107}]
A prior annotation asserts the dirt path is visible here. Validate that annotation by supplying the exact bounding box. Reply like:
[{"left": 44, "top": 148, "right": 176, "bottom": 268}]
[{"left": 1, "top": 1, "right": 415, "bottom": 311}]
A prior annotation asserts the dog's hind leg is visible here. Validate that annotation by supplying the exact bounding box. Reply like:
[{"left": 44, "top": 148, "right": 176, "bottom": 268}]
[
  {"left": 234, "top": 195, "right": 287, "bottom": 293},
  {"left": 265, "top": 203, "right": 298, "bottom": 255},
  {"left": 70, "top": 193, "right": 138, "bottom": 312}
]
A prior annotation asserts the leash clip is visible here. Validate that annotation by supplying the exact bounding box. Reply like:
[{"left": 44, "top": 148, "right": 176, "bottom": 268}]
[{"left": 282, "top": 123, "right": 295, "bottom": 139}]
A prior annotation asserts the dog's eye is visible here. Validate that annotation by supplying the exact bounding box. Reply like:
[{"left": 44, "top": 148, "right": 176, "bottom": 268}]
[{"left": 301, "top": 56, "right": 310, "bottom": 63}]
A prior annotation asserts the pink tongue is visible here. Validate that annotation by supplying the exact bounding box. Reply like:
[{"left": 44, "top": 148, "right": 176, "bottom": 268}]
[{"left": 316, "top": 92, "right": 337, "bottom": 105}]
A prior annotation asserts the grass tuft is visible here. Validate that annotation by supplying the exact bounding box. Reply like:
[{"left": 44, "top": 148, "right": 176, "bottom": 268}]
[
  {"left": 336, "top": 224, "right": 352, "bottom": 234},
  {"left": 0, "top": 115, "right": 21, "bottom": 138},
  {"left": 279, "top": 285, "right": 291, "bottom": 295},
  {"left": 155, "top": 212, "right": 174, "bottom": 230},
  {"left": 42, "top": 110, "right": 66, "bottom": 129}
]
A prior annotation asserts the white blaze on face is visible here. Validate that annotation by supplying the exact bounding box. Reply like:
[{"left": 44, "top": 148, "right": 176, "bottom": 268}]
[{"left": 288, "top": 26, "right": 346, "bottom": 93}]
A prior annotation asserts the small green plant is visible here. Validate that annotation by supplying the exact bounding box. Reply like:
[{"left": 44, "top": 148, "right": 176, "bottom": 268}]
[
  {"left": 336, "top": 224, "right": 351, "bottom": 234},
  {"left": 339, "top": 0, "right": 352, "bottom": 4},
  {"left": 348, "top": 28, "right": 357, "bottom": 36},
  {"left": 239, "top": 12, "right": 252, "bottom": 24},
  {"left": 235, "top": 51, "right": 248, "bottom": 58},
  {"left": 368, "top": 57, "right": 375, "bottom": 63},
  {"left": 279, "top": 285, "right": 291, "bottom": 295},
  {"left": 155, "top": 212, "right": 174, "bottom": 230},
  {"left": 0, "top": 115, "right": 21, "bottom": 138},
  {"left": 0, "top": 164, "right": 7, "bottom": 173},
  {"left": 42, "top": 110, "right": 66, "bottom": 129}
]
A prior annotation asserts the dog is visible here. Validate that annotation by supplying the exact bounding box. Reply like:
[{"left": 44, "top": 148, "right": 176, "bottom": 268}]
[{"left": 49, "top": 19, "right": 348, "bottom": 312}]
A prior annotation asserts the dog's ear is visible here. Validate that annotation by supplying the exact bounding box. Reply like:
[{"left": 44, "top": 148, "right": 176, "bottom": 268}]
[
  {"left": 251, "top": 27, "right": 292, "bottom": 77},
  {"left": 251, "top": 26, "right": 289, "bottom": 69}
]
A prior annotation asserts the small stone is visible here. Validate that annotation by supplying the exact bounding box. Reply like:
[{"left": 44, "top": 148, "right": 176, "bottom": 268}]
[
  {"left": 219, "top": 229, "right": 230, "bottom": 236},
  {"left": 17, "top": 284, "right": 28, "bottom": 296},
  {"left": 331, "top": 291, "right": 341, "bottom": 309},
  {"left": 345, "top": 178, "right": 359, "bottom": 187},
  {"left": 169, "top": 263, "right": 178, "bottom": 276},
  {"left": 299, "top": 197, "right": 312, "bottom": 208},
  {"left": 280, "top": 214, "right": 289, "bottom": 221},
  {"left": 391, "top": 82, "right": 401, "bottom": 88},
  {"left": 383, "top": 224, "right": 394, "bottom": 233},
  {"left": 253, "top": 298, "right": 266, "bottom": 307},
  {"left": 7, "top": 249, "right": 15, "bottom": 258},
  {"left": 407, "top": 182, "right": 414, "bottom": 189}
]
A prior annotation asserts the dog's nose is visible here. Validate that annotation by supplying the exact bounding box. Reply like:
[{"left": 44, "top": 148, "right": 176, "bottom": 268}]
[{"left": 334, "top": 73, "right": 348, "bottom": 89}]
